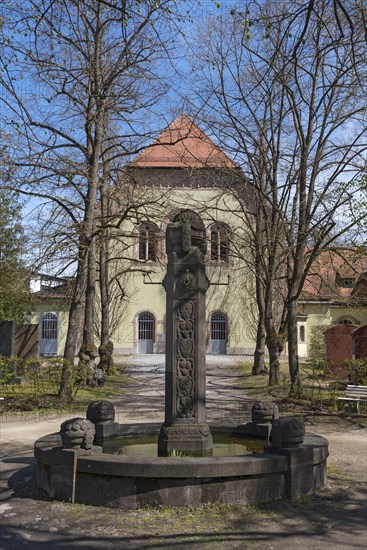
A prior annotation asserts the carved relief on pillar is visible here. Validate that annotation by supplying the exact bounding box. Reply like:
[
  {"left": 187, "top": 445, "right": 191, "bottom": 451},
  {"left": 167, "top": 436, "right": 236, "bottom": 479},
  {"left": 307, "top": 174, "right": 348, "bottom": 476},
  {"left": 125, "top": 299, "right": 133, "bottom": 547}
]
[
  {"left": 176, "top": 299, "right": 196, "bottom": 418},
  {"left": 180, "top": 269, "right": 196, "bottom": 291}
]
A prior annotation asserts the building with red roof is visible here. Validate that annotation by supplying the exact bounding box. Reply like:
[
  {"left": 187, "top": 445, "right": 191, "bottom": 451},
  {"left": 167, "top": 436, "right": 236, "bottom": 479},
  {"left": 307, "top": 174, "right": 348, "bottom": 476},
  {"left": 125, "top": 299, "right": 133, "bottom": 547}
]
[{"left": 297, "top": 249, "right": 367, "bottom": 357}]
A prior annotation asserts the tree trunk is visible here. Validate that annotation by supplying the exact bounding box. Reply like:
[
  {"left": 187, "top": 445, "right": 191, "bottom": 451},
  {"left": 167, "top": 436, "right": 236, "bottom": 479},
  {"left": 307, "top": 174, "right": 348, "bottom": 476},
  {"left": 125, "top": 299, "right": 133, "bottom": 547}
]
[
  {"left": 253, "top": 318, "right": 267, "bottom": 374},
  {"left": 252, "top": 281, "right": 267, "bottom": 375},
  {"left": 98, "top": 158, "right": 114, "bottom": 376},
  {"left": 288, "top": 298, "right": 301, "bottom": 396},
  {"left": 79, "top": 234, "right": 98, "bottom": 387},
  {"left": 59, "top": 244, "right": 88, "bottom": 400},
  {"left": 265, "top": 313, "right": 287, "bottom": 387},
  {"left": 99, "top": 225, "right": 114, "bottom": 375},
  {"left": 77, "top": 8, "right": 106, "bottom": 387},
  {"left": 252, "top": 206, "right": 268, "bottom": 375},
  {"left": 266, "top": 324, "right": 281, "bottom": 385}
]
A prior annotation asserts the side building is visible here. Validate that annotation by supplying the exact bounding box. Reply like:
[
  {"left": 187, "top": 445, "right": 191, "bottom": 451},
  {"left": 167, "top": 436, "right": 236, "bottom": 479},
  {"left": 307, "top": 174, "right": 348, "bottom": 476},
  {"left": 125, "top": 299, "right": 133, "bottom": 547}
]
[{"left": 297, "top": 249, "right": 367, "bottom": 357}]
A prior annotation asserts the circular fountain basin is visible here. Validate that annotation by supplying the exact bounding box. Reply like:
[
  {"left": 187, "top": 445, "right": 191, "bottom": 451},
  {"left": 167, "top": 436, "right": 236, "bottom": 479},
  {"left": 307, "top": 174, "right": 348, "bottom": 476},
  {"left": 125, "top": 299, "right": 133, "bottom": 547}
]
[
  {"left": 34, "top": 422, "right": 328, "bottom": 509},
  {"left": 103, "top": 433, "right": 265, "bottom": 457}
]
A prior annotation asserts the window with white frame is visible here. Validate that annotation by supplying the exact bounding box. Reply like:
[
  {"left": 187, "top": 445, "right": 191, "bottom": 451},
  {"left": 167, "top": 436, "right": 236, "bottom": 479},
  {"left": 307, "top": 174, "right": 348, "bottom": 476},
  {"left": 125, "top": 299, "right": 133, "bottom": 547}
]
[
  {"left": 138, "top": 312, "right": 155, "bottom": 340},
  {"left": 41, "top": 312, "right": 58, "bottom": 340},
  {"left": 138, "top": 223, "right": 158, "bottom": 262},
  {"left": 210, "top": 312, "right": 227, "bottom": 341},
  {"left": 210, "top": 223, "right": 230, "bottom": 262}
]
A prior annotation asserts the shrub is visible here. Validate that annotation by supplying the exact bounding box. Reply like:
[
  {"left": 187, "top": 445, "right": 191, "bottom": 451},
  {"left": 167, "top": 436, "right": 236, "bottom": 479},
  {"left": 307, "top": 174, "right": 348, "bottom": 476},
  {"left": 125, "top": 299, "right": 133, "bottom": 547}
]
[
  {"left": 0, "top": 355, "right": 90, "bottom": 409},
  {"left": 308, "top": 324, "right": 328, "bottom": 360},
  {"left": 307, "top": 357, "right": 326, "bottom": 373},
  {"left": 0, "top": 356, "right": 24, "bottom": 387},
  {"left": 343, "top": 358, "right": 367, "bottom": 385}
]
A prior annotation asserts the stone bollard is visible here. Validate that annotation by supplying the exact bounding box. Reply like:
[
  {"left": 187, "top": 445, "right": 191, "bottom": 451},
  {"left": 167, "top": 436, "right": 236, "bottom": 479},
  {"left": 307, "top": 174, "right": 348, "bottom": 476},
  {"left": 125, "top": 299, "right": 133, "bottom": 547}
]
[
  {"left": 36, "top": 418, "right": 100, "bottom": 504},
  {"left": 252, "top": 401, "right": 279, "bottom": 424},
  {"left": 60, "top": 418, "right": 95, "bottom": 450},
  {"left": 87, "top": 400, "right": 115, "bottom": 423},
  {"left": 86, "top": 400, "right": 119, "bottom": 440},
  {"left": 270, "top": 416, "right": 305, "bottom": 448},
  {"left": 234, "top": 401, "right": 279, "bottom": 438},
  {"left": 267, "top": 416, "right": 312, "bottom": 500}
]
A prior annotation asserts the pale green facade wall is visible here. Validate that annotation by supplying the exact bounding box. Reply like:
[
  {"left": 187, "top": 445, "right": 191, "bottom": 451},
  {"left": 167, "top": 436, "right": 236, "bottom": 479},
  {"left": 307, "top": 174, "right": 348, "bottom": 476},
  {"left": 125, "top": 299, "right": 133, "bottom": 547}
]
[
  {"left": 108, "top": 186, "right": 257, "bottom": 355},
  {"left": 29, "top": 185, "right": 258, "bottom": 357}
]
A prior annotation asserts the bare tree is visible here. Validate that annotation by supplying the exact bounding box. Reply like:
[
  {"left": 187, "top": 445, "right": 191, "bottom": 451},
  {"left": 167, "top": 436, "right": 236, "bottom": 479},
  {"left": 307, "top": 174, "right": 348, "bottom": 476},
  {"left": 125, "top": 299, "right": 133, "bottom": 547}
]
[
  {"left": 0, "top": 0, "right": 180, "bottom": 398},
  {"left": 96, "top": 161, "right": 170, "bottom": 374},
  {"left": 191, "top": 0, "right": 367, "bottom": 391}
]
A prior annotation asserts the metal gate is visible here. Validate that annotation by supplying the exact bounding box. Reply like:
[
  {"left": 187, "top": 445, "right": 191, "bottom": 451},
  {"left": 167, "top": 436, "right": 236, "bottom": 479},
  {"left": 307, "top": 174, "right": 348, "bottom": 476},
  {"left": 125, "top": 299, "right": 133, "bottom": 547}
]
[
  {"left": 40, "top": 312, "right": 58, "bottom": 356},
  {"left": 210, "top": 312, "right": 227, "bottom": 354},
  {"left": 138, "top": 312, "right": 154, "bottom": 354}
]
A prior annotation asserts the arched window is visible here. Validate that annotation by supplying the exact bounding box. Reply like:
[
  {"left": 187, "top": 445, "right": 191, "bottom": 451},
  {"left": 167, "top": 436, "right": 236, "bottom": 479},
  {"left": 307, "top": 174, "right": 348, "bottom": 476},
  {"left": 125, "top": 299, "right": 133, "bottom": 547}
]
[
  {"left": 335, "top": 315, "right": 359, "bottom": 326},
  {"left": 138, "top": 223, "right": 158, "bottom": 262},
  {"left": 210, "top": 223, "right": 230, "bottom": 262},
  {"left": 210, "top": 312, "right": 227, "bottom": 354},
  {"left": 40, "top": 312, "right": 58, "bottom": 356},
  {"left": 42, "top": 312, "right": 58, "bottom": 340},
  {"left": 138, "top": 312, "right": 155, "bottom": 353},
  {"left": 299, "top": 325, "right": 306, "bottom": 342}
]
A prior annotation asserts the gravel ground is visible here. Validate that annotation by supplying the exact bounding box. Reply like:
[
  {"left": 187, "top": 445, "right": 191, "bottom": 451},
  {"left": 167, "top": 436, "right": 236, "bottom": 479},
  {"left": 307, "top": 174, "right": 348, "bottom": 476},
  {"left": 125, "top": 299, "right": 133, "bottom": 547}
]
[{"left": 1, "top": 358, "right": 366, "bottom": 550}]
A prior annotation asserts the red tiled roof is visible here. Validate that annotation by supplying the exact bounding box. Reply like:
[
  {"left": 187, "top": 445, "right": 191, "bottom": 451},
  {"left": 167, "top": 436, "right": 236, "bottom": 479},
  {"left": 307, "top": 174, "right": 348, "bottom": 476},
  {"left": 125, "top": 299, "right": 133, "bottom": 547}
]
[
  {"left": 131, "top": 114, "right": 236, "bottom": 168},
  {"left": 300, "top": 249, "right": 367, "bottom": 303}
]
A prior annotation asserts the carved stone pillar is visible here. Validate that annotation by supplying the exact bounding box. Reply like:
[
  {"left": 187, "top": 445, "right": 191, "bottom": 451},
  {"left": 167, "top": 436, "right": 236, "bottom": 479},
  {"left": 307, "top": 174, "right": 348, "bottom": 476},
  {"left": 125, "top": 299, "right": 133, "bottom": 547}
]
[{"left": 158, "top": 210, "right": 213, "bottom": 456}]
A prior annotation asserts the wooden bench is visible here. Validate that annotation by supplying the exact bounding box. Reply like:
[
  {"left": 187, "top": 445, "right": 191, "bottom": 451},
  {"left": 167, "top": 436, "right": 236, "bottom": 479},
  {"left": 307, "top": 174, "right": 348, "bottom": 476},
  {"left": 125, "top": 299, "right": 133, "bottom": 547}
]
[{"left": 337, "top": 385, "right": 367, "bottom": 414}]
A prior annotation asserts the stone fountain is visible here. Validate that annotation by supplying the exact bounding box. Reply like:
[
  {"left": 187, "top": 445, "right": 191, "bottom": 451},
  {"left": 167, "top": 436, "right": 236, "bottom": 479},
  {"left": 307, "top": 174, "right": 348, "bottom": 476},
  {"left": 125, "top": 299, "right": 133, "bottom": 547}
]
[{"left": 34, "top": 210, "right": 329, "bottom": 508}]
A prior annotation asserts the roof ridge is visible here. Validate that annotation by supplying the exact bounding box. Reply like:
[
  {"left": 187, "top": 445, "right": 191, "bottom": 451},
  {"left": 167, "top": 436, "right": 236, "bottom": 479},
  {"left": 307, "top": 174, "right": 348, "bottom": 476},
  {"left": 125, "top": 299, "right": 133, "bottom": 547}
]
[{"left": 131, "top": 114, "right": 236, "bottom": 169}]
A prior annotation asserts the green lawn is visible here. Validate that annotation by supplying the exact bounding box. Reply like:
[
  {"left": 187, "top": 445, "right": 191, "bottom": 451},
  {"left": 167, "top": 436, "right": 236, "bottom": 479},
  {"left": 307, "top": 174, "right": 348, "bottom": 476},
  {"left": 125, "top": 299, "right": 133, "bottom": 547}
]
[
  {"left": 238, "top": 360, "right": 353, "bottom": 414},
  {"left": 1, "top": 355, "right": 365, "bottom": 415},
  {"left": 0, "top": 357, "right": 132, "bottom": 413}
]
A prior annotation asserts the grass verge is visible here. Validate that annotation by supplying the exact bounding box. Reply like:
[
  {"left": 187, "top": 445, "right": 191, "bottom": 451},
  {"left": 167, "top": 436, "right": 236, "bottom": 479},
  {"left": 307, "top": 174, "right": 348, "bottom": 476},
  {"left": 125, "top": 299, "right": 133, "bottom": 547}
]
[{"left": 238, "top": 361, "right": 367, "bottom": 415}]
